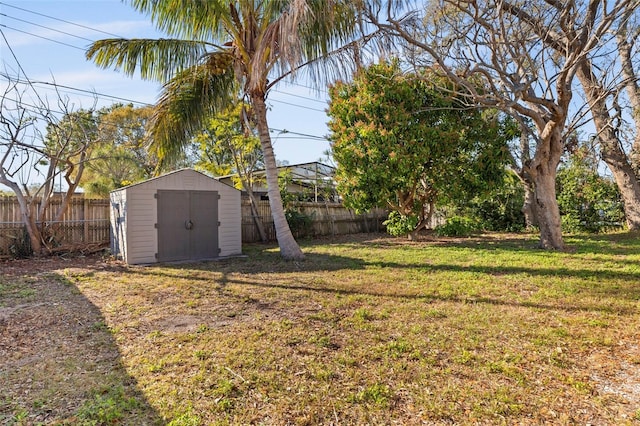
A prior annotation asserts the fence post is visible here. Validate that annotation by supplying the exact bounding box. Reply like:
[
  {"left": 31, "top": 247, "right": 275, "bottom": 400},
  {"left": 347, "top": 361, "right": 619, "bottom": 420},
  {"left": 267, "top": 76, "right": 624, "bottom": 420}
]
[{"left": 83, "top": 197, "right": 89, "bottom": 242}]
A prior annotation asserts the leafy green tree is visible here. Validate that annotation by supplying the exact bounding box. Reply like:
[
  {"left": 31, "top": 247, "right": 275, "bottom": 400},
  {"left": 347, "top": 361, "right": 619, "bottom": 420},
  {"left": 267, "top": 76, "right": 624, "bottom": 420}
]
[
  {"left": 192, "top": 103, "right": 268, "bottom": 241},
  {"left": 79, "top": 104, "right": 160, "bottom": 197},
  {"left": 87, "top": 1, "right": 370, "bottom": 260},
  {"left": 556, "top": 146, "right": 624, "bottom": 233},
  {"left": 328, "top": 61, "right": 512, "bottom": 239},
  {"left": 192, "top": 104, "right": 263, "bottom": 182}
]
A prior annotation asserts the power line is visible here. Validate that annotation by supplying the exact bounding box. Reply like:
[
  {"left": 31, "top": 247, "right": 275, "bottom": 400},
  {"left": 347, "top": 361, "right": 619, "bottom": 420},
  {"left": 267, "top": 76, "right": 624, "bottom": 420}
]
[
  {"left": 0, "top": 27, "right": 48, "bottom": 108},
  {"left": 269, "top": 98, "right": 325, "bottom": 112},
  {"left": 0, "top": 12, "right": 95, "bottom": 43},
  {"left": 271, "top": 88, "right": 328, "bottom": 105},
  {"left": 0, "top": 74, "right": 155, "bottom": 107},
  {"left": 0, "top": 23, "right": 85, "bottom": 50},
  {"left": 0, "top": 5, "right": 330, "bottom": 140},
  {"left": 270, "top": 128, "right": 327, "bottom": 140},
  {"left": 0, "top": 1, "right": 123, "bottom": 38},
  {"left": 5, "top": 90, "right": 328, "bottom": 142}
]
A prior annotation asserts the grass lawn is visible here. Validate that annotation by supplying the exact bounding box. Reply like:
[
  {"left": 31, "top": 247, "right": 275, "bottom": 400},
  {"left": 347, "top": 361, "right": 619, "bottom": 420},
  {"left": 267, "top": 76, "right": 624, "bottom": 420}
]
[{"left": 1, "top": 232, "right": 640, "bottom": 425}]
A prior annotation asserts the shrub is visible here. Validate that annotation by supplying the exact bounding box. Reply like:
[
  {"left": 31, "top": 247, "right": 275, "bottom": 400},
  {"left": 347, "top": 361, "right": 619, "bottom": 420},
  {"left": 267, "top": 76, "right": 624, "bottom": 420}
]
[
  {"left": 285, "top": 209, "right": 313, "bottom": 238},
  {"left": 456, "top": 171, "right": 525, "bottom": 232},
  {"left": 382, "top": 211, "right": 419, "bottom": 237},
  {"left": 434, "top": 216, "right": 479, "bottom": 237},
  {"left": 556, "top": 148, "right": 625, "bottom": 233}
]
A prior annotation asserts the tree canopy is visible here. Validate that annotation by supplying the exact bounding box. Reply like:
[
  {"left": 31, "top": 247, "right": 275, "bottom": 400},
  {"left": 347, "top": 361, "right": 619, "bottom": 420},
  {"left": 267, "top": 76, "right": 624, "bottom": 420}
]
[
  {"left": 328, "top": 61, "right": 513, "bottom": 238},
  {"left": 78, "top": 104, "right": 162, "bottom": 197}
]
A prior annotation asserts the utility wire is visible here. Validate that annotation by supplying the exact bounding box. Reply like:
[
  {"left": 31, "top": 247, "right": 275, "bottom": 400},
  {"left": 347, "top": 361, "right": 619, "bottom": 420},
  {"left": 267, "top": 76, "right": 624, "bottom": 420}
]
[
  {"left": 270, "top": 128, "right": 327, "bottom": 140},
  {"left": 10, "top": 96, "right": 328, "bottom": 142},
  {"left": 0, "top": 12, "right": 94, "bottom": 43},
  {"left": 0, "top": 1, "right": 123, "bottom": 38},
  {"left": 271, "top": 88, "right": 328, "bottom": 105},
  {"left": 0, "top": 23, "right": 85, "bottom": 50},
  {"left": 269, "top": 98, "right": 325, "bottom": 112},
  {"left": 0, "top": 73, "right": 155, "bottom": 107},
  {"left": 0, "top": 27, "right": 48, "bottom": 108}
]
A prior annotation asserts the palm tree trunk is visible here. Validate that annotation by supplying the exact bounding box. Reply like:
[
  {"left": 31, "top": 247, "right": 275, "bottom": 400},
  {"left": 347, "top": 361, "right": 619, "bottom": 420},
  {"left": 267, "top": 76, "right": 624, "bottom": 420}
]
[{"left": 250, "top": 93, "right": 305, "bottom": 260}]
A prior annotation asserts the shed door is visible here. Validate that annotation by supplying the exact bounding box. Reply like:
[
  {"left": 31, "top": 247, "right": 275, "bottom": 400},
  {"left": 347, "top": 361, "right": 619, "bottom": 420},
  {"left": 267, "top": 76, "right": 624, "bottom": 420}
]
[{"left": 157, "top": 190, "right": 219, "bottom": 262}]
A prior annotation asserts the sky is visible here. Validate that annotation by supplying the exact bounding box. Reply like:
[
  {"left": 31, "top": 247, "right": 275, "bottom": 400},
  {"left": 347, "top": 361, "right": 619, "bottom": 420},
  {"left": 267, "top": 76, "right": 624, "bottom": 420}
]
[{"left": 0, "top": 0, "right": 334, "bottom": 183}]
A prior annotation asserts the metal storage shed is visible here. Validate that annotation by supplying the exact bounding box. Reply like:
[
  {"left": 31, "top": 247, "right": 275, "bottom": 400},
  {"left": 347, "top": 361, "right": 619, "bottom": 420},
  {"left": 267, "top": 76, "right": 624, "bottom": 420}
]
[{"left": 110, "top": 169, "right": 242, "bottom": 265}]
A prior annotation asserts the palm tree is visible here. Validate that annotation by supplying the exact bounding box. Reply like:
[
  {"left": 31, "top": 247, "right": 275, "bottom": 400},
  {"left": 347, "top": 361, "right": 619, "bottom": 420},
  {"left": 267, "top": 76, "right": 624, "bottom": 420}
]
[{"left": 87, "top": 0, "right": 366, "bottom": 260}]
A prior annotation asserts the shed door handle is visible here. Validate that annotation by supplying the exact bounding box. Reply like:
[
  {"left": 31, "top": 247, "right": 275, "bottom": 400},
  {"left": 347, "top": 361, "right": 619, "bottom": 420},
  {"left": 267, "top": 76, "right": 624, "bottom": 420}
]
[{"left": 185, "top": 220, "right": 194, "bottom": 230}]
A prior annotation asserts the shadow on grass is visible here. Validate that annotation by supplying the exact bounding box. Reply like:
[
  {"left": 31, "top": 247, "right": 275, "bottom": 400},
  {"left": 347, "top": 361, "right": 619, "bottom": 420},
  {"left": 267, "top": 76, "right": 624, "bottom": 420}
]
[
  {"left": 0, "top": 270, "right": 162, "bottom": 424},
  {"left": 140, "top": 239, "right": 640, "bottom": 315},
  {"left": 208, "top": 268, "right": 639, "bottom": 316}
]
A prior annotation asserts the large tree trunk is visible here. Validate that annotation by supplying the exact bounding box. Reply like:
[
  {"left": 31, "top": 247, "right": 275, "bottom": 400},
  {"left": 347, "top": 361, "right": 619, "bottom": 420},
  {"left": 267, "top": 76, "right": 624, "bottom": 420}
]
[
  {"left": 527, "top": 125, "right": 565, "bottom": 250},
  {"left": 532, "top": 168, "right": 564, "bottom": 249},
  {"left": 617, "top": 12, "right": 640, "bottom": 178},
  {"left": 599, "top": 141, "right": 640, "bottom": 230},
  {"left": 251, "top": 93, "right": 305, "bottom": 260},
  {"left": 576, "top": 63, "right": 640, "bottom": 230}
]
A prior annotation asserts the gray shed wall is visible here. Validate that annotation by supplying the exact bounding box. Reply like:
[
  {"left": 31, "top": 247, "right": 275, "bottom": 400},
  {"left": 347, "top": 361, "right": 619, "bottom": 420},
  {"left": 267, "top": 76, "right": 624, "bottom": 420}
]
[{"left": 110, "top": 169, "right": 241, "bottom": 264}]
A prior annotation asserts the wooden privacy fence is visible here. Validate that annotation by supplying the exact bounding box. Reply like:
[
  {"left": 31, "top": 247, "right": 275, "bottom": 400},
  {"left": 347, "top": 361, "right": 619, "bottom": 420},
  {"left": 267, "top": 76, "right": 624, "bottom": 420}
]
[
  {"left": 242, "top": 200, "right": 387, "bottom": 243},
  {"left": 0, "top": 195, "right": 110, "bottom": 256},
  {"left": 0, "top": 195, "right": 387, "bottom": 255}
]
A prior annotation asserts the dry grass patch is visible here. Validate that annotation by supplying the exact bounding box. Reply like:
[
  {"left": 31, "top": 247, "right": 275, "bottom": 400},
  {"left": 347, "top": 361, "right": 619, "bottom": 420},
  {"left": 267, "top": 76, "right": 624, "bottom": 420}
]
[{"left": 1, "top": 232, "right": 640, "bottom": 424}]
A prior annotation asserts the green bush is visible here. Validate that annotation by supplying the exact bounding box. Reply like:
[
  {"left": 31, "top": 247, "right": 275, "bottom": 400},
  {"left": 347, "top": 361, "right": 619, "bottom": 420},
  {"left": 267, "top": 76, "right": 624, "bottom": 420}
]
[
  {"left": 285, "top": 209, "right": 313, "bottom": 238},
  {"left": 456, "top": 171, "right": 525, "bottom": 232},
  {"left": 382, "top": 211, "right": 419, "bottom": 237},
  {"left": 434, "top": 216, "right": 479, "bottom": 237},
  {"left": 556, "top": 148, "right": 625, "bottom": 233}
]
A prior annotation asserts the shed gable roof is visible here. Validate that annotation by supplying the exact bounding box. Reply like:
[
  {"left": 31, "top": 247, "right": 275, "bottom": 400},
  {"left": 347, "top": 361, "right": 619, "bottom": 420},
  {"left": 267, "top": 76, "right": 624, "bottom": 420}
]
[{"left": 110, "top": 168, "right": 239, "bottom": 193}]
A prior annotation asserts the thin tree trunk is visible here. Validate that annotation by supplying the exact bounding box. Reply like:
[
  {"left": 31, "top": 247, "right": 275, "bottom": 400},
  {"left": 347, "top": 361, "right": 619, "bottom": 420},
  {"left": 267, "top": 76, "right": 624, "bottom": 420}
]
[
  {"left": 0, "top": 179, "right": 43, "bottom": 255},
  {"left": 251, "top": 94, "right": 304, "bottom": 260},
  {"left": 576, "top": 62, "right": 640, "bottom": 230},
  {"left": 234, "top": 169, "right": 268, "bottom": 242},
  {"left": 521, "top": 178, "right": 538, "bottom": 229},
  {"left": 247, "top": 187, "right": 268, "bottom": 242}
]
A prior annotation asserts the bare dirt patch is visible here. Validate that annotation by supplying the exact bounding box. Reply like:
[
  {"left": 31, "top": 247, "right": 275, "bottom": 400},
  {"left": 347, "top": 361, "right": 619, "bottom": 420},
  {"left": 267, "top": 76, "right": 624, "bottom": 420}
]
[{"left": 0, "top": 254, "right": 160, "bottom": 424}]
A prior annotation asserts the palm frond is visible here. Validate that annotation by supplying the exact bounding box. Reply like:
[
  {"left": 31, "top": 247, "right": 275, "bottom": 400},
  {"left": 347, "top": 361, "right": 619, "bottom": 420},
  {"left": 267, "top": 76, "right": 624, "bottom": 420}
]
[
  {"left": 128, "top": 0, "right": 231, "bottom": 41},
  {"left": 86, "top": 38, "right": 211, "bottom": 82},
  {"left": 253, "top": 1, "right": 397, "bottom": 91},
  {"left": 150, "top": 53, "right": 237, "bottom": 163}
]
